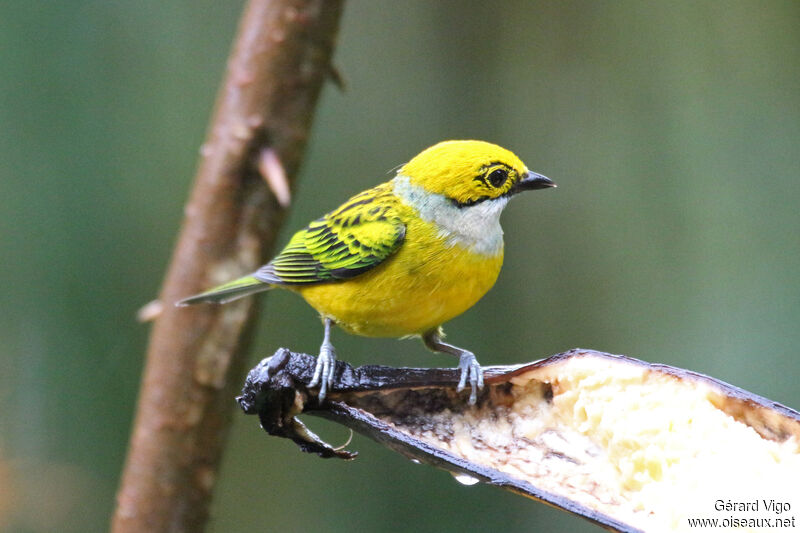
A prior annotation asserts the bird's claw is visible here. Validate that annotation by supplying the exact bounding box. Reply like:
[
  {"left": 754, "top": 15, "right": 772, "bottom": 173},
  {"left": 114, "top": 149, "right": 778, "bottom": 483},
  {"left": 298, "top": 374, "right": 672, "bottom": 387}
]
[
  {"left": 456, "top": 351, "right": 484, "bottom": 405},
  {"left": 309, "top": 342, "right": 336, "bottom": 402}
]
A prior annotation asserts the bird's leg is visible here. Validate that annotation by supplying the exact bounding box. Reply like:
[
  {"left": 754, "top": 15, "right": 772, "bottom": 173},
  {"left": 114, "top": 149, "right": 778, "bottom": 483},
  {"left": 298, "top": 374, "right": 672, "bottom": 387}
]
[
  {"left": 422, "top": 328, "right": 484, "bottom": 405},
  {"left": 309, "top": 317, "right": 337, "bottom": 402}
]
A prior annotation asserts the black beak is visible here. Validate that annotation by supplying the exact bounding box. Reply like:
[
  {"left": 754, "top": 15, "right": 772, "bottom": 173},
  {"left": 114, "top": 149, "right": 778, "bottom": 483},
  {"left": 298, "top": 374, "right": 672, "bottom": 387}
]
[{"left": 515, "top": 170, "right": 556, "bottom": 192}]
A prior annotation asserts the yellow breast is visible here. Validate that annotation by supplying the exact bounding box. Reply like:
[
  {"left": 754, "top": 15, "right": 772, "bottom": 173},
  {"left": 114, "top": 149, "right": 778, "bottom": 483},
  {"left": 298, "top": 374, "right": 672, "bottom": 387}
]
[{"left": 295, "top": 213, "right": 504, "bottom": 337}]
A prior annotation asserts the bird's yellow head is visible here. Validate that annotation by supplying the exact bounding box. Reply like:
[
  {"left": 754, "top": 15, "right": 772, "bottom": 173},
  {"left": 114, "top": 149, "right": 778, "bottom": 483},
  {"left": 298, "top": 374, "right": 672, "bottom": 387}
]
[{"left": 399, "top": 140, "right": 554, "bottom": 206}]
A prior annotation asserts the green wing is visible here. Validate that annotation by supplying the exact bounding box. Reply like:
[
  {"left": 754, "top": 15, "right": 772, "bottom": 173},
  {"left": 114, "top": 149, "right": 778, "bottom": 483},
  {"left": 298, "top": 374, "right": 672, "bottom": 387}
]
[{"left": 256, "top": 183, "right": 406, "bottom": 285}]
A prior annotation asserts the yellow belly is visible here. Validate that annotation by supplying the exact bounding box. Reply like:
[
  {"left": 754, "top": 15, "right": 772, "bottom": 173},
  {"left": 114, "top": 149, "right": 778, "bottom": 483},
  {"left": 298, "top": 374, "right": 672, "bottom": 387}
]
[{"left": 293, "top": 217, "right": 504, "bottom": 337}]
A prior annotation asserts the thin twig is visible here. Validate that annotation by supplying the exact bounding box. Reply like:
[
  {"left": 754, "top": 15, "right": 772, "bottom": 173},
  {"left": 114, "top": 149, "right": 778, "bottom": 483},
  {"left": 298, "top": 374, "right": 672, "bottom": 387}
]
[{"left": 111, "top": 1, "right": 344, "bottom": 531}]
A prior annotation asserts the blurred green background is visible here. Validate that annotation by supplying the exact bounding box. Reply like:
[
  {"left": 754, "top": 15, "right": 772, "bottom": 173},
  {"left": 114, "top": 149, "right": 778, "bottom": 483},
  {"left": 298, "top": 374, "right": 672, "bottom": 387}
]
[{"left": 2, "top": 1, "right": 799, "bottom": 531}]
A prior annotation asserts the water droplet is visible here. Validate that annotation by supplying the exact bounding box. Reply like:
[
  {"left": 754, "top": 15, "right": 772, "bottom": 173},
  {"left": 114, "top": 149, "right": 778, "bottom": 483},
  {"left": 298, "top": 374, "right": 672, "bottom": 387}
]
[{"left": 451, "top": 472, "right": 480, "bottom": 486}]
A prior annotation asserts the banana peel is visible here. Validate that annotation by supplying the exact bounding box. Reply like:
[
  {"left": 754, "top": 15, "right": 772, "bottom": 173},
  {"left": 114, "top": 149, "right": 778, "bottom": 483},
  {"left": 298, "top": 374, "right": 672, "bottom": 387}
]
[{"left": 238, "top": 348, "right": 800, "bottom": 532}]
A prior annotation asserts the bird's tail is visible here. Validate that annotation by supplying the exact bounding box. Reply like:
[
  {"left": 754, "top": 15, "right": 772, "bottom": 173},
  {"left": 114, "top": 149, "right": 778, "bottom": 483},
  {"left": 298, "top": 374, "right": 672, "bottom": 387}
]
[{"left": 176, "top": 275, "right": 270, "bottom": 306}]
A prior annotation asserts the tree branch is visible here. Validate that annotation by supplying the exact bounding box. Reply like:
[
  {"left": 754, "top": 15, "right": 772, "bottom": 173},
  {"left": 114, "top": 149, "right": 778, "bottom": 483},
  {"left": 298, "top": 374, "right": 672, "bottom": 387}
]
[{"left": 112, "top": 1, "right": 344, "bottom": 531}]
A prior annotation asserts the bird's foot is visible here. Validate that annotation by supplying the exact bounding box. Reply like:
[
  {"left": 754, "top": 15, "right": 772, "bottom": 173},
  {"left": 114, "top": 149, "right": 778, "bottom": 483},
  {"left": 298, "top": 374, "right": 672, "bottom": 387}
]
[
  {"left": 456, "top": 351, "right": 484, "bottom": 405},
  {"left": 309, "top": 341, "right": 337, "bottom": 402}
]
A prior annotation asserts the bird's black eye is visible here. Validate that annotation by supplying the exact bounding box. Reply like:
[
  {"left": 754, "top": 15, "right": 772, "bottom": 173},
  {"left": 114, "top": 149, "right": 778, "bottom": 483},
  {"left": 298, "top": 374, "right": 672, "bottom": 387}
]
[{"left": 487, "top": 168, "right": 508, "bottom": 188}]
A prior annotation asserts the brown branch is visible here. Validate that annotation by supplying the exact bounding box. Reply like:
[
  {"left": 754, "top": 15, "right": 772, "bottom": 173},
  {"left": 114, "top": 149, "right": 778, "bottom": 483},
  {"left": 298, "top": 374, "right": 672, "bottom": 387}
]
[{"left": 111, "top": 1, "right": 344, "bottom": 531}]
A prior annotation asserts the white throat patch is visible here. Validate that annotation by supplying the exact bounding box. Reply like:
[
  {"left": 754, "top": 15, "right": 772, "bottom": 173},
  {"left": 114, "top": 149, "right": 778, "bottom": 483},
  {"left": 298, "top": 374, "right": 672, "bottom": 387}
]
[{"left": 392, "top": 175, "right": 506, "bottom": 256}]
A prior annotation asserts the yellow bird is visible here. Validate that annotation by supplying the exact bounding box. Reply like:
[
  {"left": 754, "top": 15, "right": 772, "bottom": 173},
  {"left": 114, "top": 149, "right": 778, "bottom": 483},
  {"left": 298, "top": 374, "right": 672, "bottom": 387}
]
[{"left": 179, "top": 140, "right": 555, "bottom": 403}]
